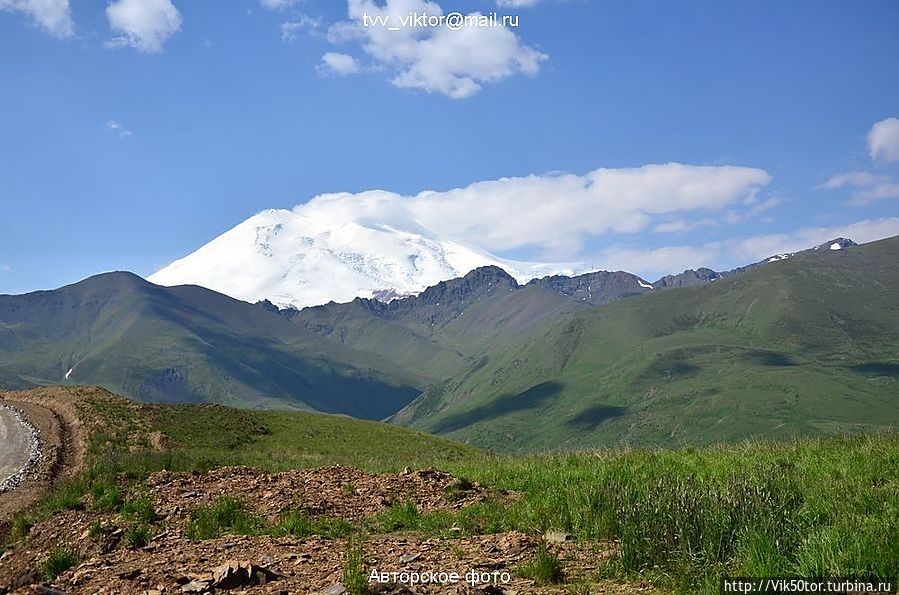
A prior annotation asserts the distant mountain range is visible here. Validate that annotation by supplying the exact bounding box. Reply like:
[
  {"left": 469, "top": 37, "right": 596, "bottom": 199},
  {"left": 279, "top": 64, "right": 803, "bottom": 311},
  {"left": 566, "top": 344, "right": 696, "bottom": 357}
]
[
  {"left": 149, "top": 208, "right": 590, "bottom": 309},
  {"left": 1, "top": 234, "right": 895, "bottom": 450}
]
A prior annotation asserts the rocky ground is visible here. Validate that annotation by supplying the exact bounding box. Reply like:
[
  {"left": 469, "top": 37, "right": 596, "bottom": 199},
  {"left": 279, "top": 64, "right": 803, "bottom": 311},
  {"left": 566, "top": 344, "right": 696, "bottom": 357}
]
[
  {"left": 0, "top": 388, "right": 655, "bottom": 594},
  {"left": 0, "top": 464, "right": 652, "bottom": 594}
]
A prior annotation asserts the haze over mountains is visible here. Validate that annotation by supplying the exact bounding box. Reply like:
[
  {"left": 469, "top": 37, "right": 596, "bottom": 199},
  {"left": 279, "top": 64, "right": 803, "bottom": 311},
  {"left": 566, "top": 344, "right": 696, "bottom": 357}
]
[{"left": 2, "top": 230, "right": 896, "bottom": 450}]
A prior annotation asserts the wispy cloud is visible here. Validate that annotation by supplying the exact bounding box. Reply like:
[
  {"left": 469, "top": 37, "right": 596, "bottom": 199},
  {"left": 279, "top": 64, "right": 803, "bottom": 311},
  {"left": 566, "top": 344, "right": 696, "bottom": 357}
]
[
  {"left": 868, "top": 117, "right": 899, "bottom": 163},
  {"left": 819, "top": 171, "right": 899, "bottom": 205},
  {"left": 0, "top": 264, "right": 11, "bottom": 273},
  {"left": 106, "top": 120, "right": 133, "bottom": 139},
  {"left": 105, "top": 0, "right": 182, "bottom": 53},
  {"left": 0, "top": 0, "right": 73, "bottom": 38},
  {"left": 597, "top": 217, "right": 899, "bottom": 279},
  {"left": 819, "top": 117, "right": 899, "bottom": 205},
  {"left": 260, "top": 0, "right": 301, "bottom": 9},
  {"left": 280, "top": 14, "right": 321, "bottom": 42}
]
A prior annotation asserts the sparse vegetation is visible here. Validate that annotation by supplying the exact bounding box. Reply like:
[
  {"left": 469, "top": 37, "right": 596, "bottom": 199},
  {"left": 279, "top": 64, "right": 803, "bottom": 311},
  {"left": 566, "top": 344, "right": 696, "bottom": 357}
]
[
  {"left": 185, "top": 496, "right": 266, "bottom": 541},
  {"left": 87, "top": 520, "right": 103, "bottom": 539},
  {"left": 518, "top": 542, "right": 564, "bottom": 585},
  {"left": 121, "top": 493, "right": 157, "bottom": 524},
  {"left": 342, "top": 535, "right": 369, "bottom": 595},
  {"left": 41, "top": 547, "right": 80, "bottom": 581},
  {"left": 9, "top": 513, "right": 34, "bottom": 544},
  {"left": 124, "top": 524, "right": 151, "bottom": 549}
]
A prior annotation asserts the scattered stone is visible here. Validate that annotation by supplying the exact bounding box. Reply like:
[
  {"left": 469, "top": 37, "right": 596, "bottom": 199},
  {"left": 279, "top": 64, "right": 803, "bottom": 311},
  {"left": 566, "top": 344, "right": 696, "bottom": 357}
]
[
  {"left": 320, "top": 584, "right": 347, "bottom": 595},
  {"left": 180, "top": 578, "right": 212, "bottom": 593},
  {"left": 210, "top": 559, "right": 277, "bottom": 589},
  {"left": 543, "top": 530, "right": 572, "bottom": 543},
  {"left": 398, "top": 552, "right": 421, "bottom": 564}
]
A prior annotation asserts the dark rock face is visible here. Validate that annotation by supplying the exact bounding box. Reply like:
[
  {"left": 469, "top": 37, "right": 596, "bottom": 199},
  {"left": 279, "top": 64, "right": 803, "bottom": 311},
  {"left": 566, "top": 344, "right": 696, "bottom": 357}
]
[
  {"left": 653, "top": 267, "right": 723, "bottom": 289},
  {"left": 526, "top": 271, "right": 651, "bottom": 305},
  {"left": 295, "top": 266, "right": 521, "bottom": 331},
  {"left": 255, "top": 299, "right": 281, "bottom": 314}
]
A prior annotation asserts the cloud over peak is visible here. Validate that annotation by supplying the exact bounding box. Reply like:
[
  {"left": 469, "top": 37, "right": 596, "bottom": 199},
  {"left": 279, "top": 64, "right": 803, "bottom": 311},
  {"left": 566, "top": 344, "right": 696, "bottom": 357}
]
[{"left": 293, "top": 163, "right": 772, "bottom": 259}]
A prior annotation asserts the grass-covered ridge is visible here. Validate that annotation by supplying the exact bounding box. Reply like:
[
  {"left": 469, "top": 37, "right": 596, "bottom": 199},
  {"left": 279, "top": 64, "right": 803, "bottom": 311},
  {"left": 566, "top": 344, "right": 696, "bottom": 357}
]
[
  {"left": 10, "top": 388, "right": 896, "bottom": 594},
  {"left": 394, "top": 235, "right": 899, "bottom": 450}
]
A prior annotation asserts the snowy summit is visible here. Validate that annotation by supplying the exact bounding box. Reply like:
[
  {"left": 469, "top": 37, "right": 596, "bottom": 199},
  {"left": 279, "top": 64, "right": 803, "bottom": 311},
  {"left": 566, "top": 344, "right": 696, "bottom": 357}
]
[{"left": 149, "top": 208, "right": 590, "bottom": 309}]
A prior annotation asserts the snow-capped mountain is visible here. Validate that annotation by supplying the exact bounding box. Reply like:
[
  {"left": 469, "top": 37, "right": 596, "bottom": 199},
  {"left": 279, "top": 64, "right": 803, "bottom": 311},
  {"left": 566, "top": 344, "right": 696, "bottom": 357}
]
[{"left": 149, "top": 209, "right": 591, "bottom": 309}]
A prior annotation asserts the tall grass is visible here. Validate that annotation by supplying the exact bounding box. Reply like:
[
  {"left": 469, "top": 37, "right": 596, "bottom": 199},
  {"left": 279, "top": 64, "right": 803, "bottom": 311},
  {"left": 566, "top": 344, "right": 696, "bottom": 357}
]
[{"left": 447, "top": 434, "right": 899, "bottom": 593}]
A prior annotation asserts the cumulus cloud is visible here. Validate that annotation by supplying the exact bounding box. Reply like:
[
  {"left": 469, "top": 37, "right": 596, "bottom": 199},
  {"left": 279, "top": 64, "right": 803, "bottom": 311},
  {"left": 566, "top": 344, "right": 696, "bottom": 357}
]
[
  {"left": 0, "top": 0, "right": 73, "bottom": 38},
  {"left": 868, "top": 117, "right": 899, "bottom": 163},
  {"left": 597, "top": 217, "right": 899, "bottom": 279},
  {"left": 293, "top": 163, "right": 772, "bottom": 259},
  {"left": 326, "top": 0, "right": 547, "bottom": 98},
  {"left": 106, "top": 0, "right": 181, "bottom": 53},
  {"left": 105, "top": 119, "right": 133, "bottom": 138},
  {"left": 820, "top": 171, "right": 899, "bottom": 205},
  {"left": 319, "top": 52, "right": 361, "bottom": 75}
]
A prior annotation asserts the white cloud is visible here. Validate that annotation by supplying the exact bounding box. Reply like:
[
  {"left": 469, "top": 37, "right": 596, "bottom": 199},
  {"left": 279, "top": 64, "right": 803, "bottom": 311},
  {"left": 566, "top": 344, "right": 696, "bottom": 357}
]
[
  {"left": 260, "top": 0, "right": 300, "bottom": 9},
  {"left": 0, "top": 0, "right": 73, "bottom": 38},
  {"left": 280, "top": 13, "right": 321, "bottom": 42},
  {"left": 496, "top": 0, "right": 541, "bottom": 6},
  {"left": 0, "top": 264, "right": 10, "bottom": 273},
  {"left": 326, "top": 0, "right": 547, "bottom": 98},
  {"left": 597, "top": 217, "right": 899, "bottom": 279},
  {"left": 868, "top": 117, "right": 899, "bottom": 163},
  {"left": 653, "top": 219, "right": 717, "bottom": 234},
  {"left": 319, "top": 52, "right": 361, "bottom": 76},
  {"left": 105, "top": 119, "right": 133, "bottom": 138},
  {"left": 106, "top": 0, "right": 181, "bottom": 54},
  {"left": 293, "top": 163, "right": 771, "bottom": 258},
  {"left": 820, "top": 171, "right": 899, "bottom": 205}
]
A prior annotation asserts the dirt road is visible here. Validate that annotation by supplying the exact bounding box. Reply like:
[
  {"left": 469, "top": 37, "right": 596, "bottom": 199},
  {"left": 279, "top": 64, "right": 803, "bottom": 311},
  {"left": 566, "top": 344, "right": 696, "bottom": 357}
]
[{"left": 0, "top": 406, "right": 36, "bottom": 489}]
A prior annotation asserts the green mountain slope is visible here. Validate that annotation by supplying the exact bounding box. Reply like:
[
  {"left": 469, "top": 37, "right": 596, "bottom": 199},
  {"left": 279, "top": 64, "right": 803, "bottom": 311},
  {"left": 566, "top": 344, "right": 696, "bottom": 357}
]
[
  {"left": 0, "top": 273, "right": 419, "bottom": 418},
  {"left": 391, "top": 236, "right": 899, "bottom": 451},
  {"left": 288, "top": 266, "right": 609, "bottom": 382}
]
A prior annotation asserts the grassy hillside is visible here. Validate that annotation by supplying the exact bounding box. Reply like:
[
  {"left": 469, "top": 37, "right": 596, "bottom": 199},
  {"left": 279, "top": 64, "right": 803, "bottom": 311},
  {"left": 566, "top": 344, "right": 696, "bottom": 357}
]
[
  {"left": 393, "top": 236, "right": 899, "bottom": 451},
  {"left": 290, "top": 267, "right": 592, "bottom": 383},
  {"left": 0, "top": 273, "right": 420, "bottom": 418},
  {"left": 9, "top": 388, "right": 897, "bottom": 594}
]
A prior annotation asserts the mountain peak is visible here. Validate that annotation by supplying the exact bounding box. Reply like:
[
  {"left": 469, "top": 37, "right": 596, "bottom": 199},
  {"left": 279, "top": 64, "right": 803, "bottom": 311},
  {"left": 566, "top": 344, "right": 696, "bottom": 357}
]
[
  {"left": 148, "top": 208, "right": 590, "bottom": 309},
  {"left": 813, "top": 237, "right": 857, "bottom": 251}
]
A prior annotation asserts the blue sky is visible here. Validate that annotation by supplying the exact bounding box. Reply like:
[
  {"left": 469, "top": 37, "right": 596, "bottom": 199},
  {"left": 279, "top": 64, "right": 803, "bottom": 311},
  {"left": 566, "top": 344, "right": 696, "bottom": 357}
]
[{"left": 1, "top": 0, "right": 898, "bottom": 294}]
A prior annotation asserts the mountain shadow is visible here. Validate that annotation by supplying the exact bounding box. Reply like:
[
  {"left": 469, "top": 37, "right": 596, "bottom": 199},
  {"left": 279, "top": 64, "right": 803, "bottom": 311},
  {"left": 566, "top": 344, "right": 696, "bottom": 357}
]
[
  {"left": 851, "top": 362, "right": 899, "bottom": 377},
  {"left": 431, "top": 381, "right": 563, "bottom": 434},
  {"left": 567, "top": 404, "right": 628, "bottom": 431}
]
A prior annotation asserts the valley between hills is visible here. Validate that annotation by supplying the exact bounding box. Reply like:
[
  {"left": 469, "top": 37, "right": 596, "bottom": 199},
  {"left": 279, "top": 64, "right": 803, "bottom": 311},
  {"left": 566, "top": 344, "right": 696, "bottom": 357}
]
[{"left": 0, "top": 235, "right": 896, "bottom": 452}]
